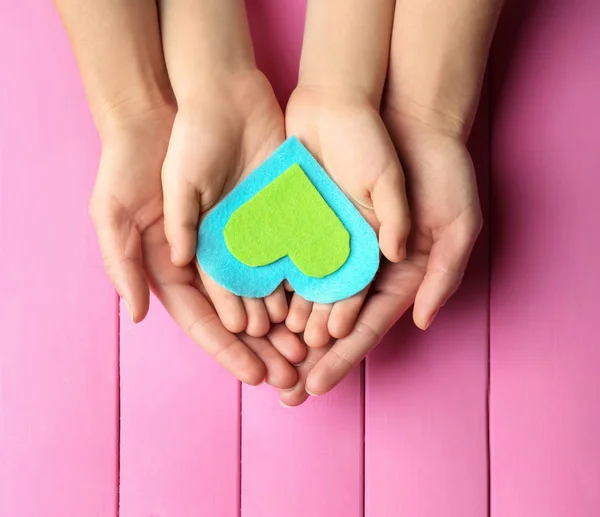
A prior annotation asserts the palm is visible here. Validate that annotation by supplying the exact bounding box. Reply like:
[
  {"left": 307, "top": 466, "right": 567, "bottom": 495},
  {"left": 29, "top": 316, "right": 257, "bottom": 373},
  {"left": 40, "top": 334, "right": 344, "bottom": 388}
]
[
  {"left": 283, "top": 86, "right": 410, "bottom": 347},
  {"left": 384, "top": 121, "right": 482, "bottom": 328},
  {"left": 280, "top": 126, "right": 482, "bottom": 406},
  {"left": 162, "top": 71, "right": 291, "bottom": 338},
  {"left": 92, "top": 113, "right": 301, "bottom": 389},
  {"left": 166, "top": 71, "right": 285, "bottom": 215}
]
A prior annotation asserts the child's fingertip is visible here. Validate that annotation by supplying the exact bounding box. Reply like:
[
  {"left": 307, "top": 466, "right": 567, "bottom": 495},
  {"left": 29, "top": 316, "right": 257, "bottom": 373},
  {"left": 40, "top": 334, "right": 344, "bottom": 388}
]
[
  {"left": 397, "top": 243, "right": 407, "bottom": 262},
  {"left": 381, "top": 243, "right": 403, "bottom": 264},
  {"left": 170, "top": 246, "right": 179, "bottom": 264}
]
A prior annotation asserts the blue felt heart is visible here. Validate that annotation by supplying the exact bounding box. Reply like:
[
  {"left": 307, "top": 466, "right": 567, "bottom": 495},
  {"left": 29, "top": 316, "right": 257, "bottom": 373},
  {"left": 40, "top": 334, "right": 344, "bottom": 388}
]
[{"left": 196, "top": 137, "right": 379, "bottom": 304}]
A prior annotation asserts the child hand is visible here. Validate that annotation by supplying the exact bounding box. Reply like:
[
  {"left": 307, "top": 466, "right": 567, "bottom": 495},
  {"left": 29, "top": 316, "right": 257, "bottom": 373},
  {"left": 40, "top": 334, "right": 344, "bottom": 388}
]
[
  {"left": 159, "top": 2, "right": 290, "bottom": 338},
  {"left": 160, "top": 70, "right": 288, "bottom": 338},
  {"left": 283, "top": 86, "right": 411, "bottom": 347}
]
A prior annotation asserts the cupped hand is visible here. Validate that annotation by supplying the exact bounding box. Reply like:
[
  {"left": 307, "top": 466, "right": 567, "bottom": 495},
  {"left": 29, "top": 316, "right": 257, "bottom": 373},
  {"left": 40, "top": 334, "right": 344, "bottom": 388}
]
[
  {"left": 161, "top": 70, "right": 292, "bottom": 339},
  {"left": 280, "top": 114, "right": 482, "bottom": 406},
  {"left": 282, "top": 85, "right": 410, "bottom": 348},
  {"left": 90, "top": 105, "right": 303, "bottom": 389}
]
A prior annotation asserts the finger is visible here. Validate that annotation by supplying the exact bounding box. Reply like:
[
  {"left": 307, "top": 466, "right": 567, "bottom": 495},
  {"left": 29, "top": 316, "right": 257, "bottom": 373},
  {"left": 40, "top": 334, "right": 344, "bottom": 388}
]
[
  {"left": 279, "top": 346, "right": 328, "bottom": 408},
  {"left": 413, "top": 216, "right": 481, "bottom": 329},
  {"left": 243, "top": 297, "right": 271, "bottom": 337},
  {"left": 264, "top": 285, "right": 288, "bottom": 324},
  {"left": 200, "top": 270, "right": 247, "bottom": 334},
  {"left": 267, "top": 323, "right": 307, "bottom": 365},
  {"left": 162, "top": 148, "right": 200, "bottom": 267},
  {"left": 286, "top": 294, "right": 313, "bottom": 333},
  {"left": 90, "top": 196, "right": 149, "bottom": 323},
  {"left": 304, "top": 303, "right": 334, "bottom": 348},
  {"left": 283, "top": 280, "right": 294, "bottom": 292},
  {"left": 154, "top": 281, "right": 266, "bottom": 386},
  {"left": 241, "top": 333, "right": 297, "bottom": 390},
  {"left": 372, "top": 163, "right": 411, "bottom": 263},
  {"left": 328, "top": 288, "right": 369, "bottom": 339},
  {"left": 306, "top": 291, "right": 413, "bottom": 395}
]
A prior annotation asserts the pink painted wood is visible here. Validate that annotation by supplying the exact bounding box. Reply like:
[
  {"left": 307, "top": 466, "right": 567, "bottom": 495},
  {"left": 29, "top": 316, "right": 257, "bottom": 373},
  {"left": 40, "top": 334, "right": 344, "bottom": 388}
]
[
  {"left": 242, "top": 4, "right": 364, "bottom": 517},
  {"left": 365, "top": 90, "right": 491, "bottom": 517},
  {"left": 241, "top": 377, "right": 364, "bottom": 517},
  {"left": 6, "top": 1, "right": 600, "bottom": 516},
  {"left": 118, "top": 299, "right": 241, "bottom": 517},
  {"left": 490, "top": 1, "right": 600, "bottom": 516},
  {"left": 0, "top": 2, "right": 119, "bottom": 517}
]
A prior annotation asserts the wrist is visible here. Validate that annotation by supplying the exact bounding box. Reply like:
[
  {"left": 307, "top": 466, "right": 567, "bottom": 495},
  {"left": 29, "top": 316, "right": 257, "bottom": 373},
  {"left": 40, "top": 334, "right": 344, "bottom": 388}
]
[
  {"left": 161, "top": 0, "right": 257, "bottom": 104},
  {"left": 298, "top": 0, "right": 394, "bottom": 109},
  {"left": 95, "top": 88, "right": 176, "bottom": 145},
  {"left": 293, "top": 79, "right": 381, "bottom": 112},
  {"left": 382, "top": 87, "right": 476, "bottom": 141},
  {"left": 174, "top": 68, "right": 267, "bottom": 117},
  {"left": 296, "top": 74, "right": 383, "bottom": 111},
  {"left": 170, "top": 63, "right": 261, "bottom": 112},
  {"left": 385, "top": 0, "right": 502, "bottom": 140}
]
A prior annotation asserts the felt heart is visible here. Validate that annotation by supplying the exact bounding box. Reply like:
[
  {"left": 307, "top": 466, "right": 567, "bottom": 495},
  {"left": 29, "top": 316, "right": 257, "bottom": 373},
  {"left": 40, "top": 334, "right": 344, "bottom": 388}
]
[
  {"left": 224, "top": 164, "right": 350, "bottom": 278},
  {"left": 197, "top": 137, "right": 379, "bottom": 304}
]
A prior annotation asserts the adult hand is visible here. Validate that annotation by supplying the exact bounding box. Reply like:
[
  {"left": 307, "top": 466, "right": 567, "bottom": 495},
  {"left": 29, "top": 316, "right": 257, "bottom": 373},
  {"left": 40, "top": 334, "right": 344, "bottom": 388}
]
[
  {"left": 92, "top": 107, "right": 301, "bottom": 389},
  {"left": 56, "top": 0, "right": 302, "bottom": 388},
  {"left": 279, "top": 0, "right": 499, "bottom": 405},
  {"left": 280, "top": 124, "right": 482, "bottom": 406}
]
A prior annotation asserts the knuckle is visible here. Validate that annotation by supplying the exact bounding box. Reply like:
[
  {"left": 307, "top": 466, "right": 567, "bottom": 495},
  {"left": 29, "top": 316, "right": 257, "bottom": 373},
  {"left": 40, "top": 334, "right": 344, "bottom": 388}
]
[
  {"left": 353, "top": 320, "right": 382, "bottom": 348},
  {"left": 465, "top": 209, "right": 484, "bottom": 238},
  {"left": 330, "top": 348, "right": 354, "bottom": 369},
  {"left": 455, "top": 208, "right": 483, "bottom": 247}
]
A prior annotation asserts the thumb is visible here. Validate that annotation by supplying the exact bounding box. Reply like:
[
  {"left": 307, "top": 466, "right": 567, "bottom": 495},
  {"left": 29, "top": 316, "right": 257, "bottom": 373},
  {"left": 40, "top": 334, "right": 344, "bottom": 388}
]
[
  {"left": 161, "top": 136, "right": 201, "bottom": 267},
  {"left": 413, "top": 213, "right": 481, "bottom": 329},
  {"left": 89, "top": 194, "right": 150, "bottom": 323},
  {"left": 371, "top": 160, "right": 411, "bottom": 263}
]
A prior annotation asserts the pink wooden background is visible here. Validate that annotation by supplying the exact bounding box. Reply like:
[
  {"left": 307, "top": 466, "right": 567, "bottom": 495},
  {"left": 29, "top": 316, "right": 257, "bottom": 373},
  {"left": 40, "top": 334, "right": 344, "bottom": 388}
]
[{"left": 1, "top": 0, "right": 599, "bottom": 516}]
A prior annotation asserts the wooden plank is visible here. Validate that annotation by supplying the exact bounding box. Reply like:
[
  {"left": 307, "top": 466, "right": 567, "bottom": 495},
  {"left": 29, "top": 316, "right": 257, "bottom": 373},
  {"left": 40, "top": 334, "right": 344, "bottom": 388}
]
[
  {"left": 241, "top": 375, "right": 364, "bottom": 517},
  {"left": 246, "top": 0, "right": 307, "bottom": 107},
  {"left": 0, "top": 2, "right": 119, "bottom": 517},
  {"left": 118, "top": 300, "right": 241, "bottom": 517},
  {"left": 365, "top": 91, "right": 491, "bottom": 517},
  {"left": 242, "top": 3, "right": 364, "bottom": 517},
  {"left": 490, "top": 1, "right": 600, "bottom": 516}
]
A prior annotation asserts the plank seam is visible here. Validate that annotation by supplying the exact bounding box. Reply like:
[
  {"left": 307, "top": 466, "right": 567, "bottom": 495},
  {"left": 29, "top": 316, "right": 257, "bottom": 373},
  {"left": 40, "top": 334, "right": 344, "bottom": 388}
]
[
  {"left": 117, "top": 295, "right": 122, "bottom": 517},
  {"left": 361, "top": 360, "right": 366, "bottom": 517},
  {"left": 486, "top": 64, "right": 494, "bottom": 517},
  {"left": 238, "top": 381, "right": 242, "bottom": 517}
]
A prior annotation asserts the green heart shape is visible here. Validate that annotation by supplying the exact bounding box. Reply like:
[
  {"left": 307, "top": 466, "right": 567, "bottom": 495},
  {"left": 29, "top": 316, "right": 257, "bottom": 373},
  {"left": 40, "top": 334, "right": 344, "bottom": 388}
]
[{"left": 224, "top": 163, "right": 350, "bottom": 278}]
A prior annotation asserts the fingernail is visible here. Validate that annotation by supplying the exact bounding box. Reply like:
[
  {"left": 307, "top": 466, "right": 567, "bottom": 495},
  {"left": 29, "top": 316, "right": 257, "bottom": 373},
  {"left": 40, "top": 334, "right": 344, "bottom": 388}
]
[
  {"left": 279, "top": 383, "right": 298, "bottom": 392},
  {"left": 125, "top": 300, "right": 135, "bottom": 323},
  {"left": 398, "top": 244, "right": 407, "bottom": 261},
  {"left": 425, "top": 309, "right": 439, "bottom": 330},
  {"left": 305, "top": 388, "right": 318, "bottom": 397},
  {"left": 279, "top": 400, "right": 293, "bottom": 409}
]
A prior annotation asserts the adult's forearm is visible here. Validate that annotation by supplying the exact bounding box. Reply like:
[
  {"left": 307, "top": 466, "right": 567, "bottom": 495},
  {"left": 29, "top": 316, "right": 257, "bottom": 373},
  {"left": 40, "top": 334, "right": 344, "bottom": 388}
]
[
  {"left": 298, "top": 0, "right": 396, "bottom": 107},
  {"left": 54, "top": 0, "right": 172, "bottom": 134},
  {"left": 387, "top": 0, "right": 504, "bottom": 138}
]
